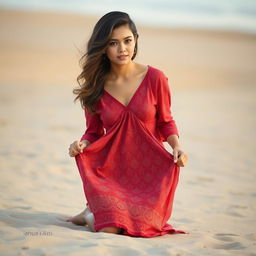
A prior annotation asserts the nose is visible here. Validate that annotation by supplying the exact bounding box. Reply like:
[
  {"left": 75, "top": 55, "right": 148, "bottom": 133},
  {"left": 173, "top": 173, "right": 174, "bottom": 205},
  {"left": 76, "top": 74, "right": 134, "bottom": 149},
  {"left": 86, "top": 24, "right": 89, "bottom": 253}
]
[{"left": 119, "top": 42, "right": 126, "bottom": 53}]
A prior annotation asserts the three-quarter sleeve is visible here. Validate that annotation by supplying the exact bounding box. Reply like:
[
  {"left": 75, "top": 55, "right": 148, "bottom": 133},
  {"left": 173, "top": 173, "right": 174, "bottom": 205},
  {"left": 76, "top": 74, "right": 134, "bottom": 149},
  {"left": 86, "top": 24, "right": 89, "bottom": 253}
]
[
  {"left": 80, "top": 108, "right": 104, "bottom": 143},
  {"left": 156, "top": 71, "right": 179, "bottom": 142}
]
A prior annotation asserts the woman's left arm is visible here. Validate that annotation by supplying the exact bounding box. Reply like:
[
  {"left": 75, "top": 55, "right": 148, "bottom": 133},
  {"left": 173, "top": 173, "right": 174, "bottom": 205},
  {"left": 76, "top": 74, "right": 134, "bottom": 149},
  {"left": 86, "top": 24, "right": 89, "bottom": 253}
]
[{"left": 156, "top": 71, "right": 188, "bottom": 167}]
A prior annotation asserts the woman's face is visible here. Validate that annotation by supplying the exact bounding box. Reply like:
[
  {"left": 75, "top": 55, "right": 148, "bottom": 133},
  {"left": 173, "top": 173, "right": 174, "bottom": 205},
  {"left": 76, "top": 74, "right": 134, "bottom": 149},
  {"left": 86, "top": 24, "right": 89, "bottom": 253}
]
[{"left": 106, "top": 24, "right": 136, "bottom": 66}]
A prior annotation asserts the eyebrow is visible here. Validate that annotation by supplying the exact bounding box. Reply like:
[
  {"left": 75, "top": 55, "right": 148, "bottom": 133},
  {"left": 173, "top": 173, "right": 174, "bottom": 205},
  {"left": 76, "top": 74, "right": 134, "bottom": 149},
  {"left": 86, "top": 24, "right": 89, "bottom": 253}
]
[{"left": 109, "top": 36, "right": 132, "bottom": 41}]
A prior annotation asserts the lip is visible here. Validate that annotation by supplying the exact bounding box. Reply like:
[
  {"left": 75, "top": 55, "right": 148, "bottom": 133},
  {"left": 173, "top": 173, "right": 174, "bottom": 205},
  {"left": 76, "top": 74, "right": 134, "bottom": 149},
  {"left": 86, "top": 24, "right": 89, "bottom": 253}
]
[{"left": 118, "top": 55, "right": 128, "bottom": 60}]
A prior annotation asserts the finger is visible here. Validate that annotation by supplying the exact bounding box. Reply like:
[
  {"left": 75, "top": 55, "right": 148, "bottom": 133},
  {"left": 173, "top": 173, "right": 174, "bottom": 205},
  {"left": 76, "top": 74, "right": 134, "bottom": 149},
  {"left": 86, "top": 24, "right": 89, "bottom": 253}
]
[
  {"left": 182, "top": 153, "right": 188, "bottom": 166},
  {"left": 176, "top": 152, "right": 183, "bottom": 166},
  {"left": 80, "top": 144, "right": 86, "bottom": 153},
  {"left": 70, "top": 149, "right": 79, "bottom": 156},
  {"left": 76, "top": 140, "right": 81, "bottom": 149},
  {"left": 173, "top": 149, "right": 178, "bottom": 163},
  {"left": 177, "top": 153, "right": 188, "bottom": 167},
  {"left": 76, "top": 140, "right": 83, "bottom": 153},
  {"left": 71, "top": 148, "right": 80, "bottom": 156},
  {"left": 79, "top": 141, "right": 85, "bottom": 152},
  {"left": 176, "top": 158, "right": 184, "bottom": 167},
  {"left": 73, "top": 145, "right": 81, "bottom": 154}
]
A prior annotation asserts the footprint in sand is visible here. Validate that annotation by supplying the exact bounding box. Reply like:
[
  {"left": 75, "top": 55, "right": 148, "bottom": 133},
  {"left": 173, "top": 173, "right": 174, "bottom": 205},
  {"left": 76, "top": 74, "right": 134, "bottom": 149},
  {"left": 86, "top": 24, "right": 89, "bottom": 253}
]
[
  {"left": 214, "top": 233, "right": 239, "bottom": 242},
  {"left": 212, "top": 233, "right": 246, "bottom": 250},
  {"left": 230, "top": 204, "right": 248, "bottom": 210},
  {"left": 225, "top": 204, "right": 248, "bottom": 218},
  {"left": 202, "top": 233, "right": 246, "bottom": 250}
]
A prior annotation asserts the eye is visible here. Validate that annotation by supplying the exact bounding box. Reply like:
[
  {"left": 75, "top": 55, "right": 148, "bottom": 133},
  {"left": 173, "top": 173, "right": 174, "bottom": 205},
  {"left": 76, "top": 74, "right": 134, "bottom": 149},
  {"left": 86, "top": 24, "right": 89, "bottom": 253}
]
[
  {"left": 125, "top": 39, "right": 132, "bottom": 43},
  {"left": 109, "top": 41, "right": 117, "bottom": 46}
]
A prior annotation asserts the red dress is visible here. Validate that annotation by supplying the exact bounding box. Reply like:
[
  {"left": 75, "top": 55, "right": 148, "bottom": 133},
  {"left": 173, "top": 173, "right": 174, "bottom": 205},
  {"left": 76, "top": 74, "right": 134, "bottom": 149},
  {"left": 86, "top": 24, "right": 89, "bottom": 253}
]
[{"left": 75, "top": 65, "right": 187, "bottom": 237}]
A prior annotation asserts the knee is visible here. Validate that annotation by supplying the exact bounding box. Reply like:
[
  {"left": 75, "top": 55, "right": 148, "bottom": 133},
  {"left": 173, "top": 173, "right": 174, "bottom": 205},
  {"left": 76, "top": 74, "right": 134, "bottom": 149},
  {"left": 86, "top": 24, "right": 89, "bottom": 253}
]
[{"left": 98, "top": 226, "right": 122, "bottom": 234}]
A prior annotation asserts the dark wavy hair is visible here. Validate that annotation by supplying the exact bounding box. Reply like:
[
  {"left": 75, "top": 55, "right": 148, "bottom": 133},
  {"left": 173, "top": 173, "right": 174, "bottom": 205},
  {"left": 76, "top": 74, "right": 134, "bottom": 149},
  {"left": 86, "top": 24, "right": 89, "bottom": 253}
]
[{"left": 73, "top": 11, "right": 139, "bottom": 114}]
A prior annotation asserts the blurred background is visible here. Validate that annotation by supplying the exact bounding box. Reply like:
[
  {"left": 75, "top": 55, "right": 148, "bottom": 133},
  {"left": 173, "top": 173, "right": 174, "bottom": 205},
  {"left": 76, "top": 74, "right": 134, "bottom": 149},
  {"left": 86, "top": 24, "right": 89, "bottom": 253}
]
[{"left": 0, "top": 1, "right": 256, "bottom": 255}]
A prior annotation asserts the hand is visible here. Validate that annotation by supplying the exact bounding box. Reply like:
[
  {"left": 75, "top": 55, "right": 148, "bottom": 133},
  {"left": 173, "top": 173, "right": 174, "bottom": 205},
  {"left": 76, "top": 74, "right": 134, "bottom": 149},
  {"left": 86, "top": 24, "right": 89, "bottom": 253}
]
[
  {"left": 173, "top": 147, "right": 188, "bottom": 167},
  {"left": 68, "top": 140, "right": 88, "bottom": 157}
]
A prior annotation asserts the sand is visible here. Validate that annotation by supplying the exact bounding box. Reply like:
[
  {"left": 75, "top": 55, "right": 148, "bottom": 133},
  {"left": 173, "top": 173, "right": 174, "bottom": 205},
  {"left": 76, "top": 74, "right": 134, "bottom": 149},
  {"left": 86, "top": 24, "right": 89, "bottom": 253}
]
[{"left": 0, "top": 8, "right": 256, "bottom": 256}]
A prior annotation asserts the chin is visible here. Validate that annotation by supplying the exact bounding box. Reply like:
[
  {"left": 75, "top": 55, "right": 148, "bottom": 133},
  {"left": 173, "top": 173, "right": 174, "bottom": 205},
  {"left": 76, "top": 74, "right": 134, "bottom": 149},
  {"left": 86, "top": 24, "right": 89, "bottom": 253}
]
[
  {"left": 109, "top": 56, "right": 132, "bottom": 64},
  {"left": 119, "top": 58, "right": 132, "bottom": 64}
]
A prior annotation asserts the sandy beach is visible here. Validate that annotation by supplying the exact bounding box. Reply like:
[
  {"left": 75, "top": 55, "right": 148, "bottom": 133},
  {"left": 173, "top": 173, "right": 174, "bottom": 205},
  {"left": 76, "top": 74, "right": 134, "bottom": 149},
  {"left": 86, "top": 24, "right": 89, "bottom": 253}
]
[{"left": 0, "top": 8, "right": 256, "bottom": 255}]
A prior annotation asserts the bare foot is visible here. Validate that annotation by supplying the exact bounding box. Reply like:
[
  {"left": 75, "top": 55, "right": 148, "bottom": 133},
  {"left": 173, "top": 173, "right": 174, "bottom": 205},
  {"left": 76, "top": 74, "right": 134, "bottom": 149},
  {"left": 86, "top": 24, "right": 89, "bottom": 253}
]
[
  {"left": 84, "top": 209, "right": 95, "bottom": 232},
  {"left": 66, "top": 207, "right": 88, "bottom": 226}
]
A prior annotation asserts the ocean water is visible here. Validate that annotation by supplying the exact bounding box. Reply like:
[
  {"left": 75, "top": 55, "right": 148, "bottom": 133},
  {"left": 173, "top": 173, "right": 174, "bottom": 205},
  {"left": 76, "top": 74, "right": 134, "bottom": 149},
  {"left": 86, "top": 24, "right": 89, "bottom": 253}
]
[{"left": 0, "top": 0, "right": 256, "bottom": 34}]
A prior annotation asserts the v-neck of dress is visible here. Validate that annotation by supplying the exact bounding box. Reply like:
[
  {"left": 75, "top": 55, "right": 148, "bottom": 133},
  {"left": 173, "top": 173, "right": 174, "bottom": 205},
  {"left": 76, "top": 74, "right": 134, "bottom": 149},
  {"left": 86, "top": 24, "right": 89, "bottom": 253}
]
[{"left": 103, "top": 65, "right": 150, "bottom": 109}]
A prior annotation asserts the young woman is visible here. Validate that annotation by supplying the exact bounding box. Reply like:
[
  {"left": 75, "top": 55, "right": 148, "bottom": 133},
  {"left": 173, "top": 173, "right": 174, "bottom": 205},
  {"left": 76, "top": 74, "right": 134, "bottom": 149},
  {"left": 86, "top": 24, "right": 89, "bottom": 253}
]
[{"left": 67, "top": 11, "right": 188, "bottom": 237}]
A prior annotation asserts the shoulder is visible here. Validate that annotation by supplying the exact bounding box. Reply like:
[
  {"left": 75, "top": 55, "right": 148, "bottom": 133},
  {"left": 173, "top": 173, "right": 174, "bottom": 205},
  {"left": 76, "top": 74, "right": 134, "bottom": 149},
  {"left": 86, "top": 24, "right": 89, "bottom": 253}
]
[
  {"left": 148, "top": 65, "right": 167, "bottom": 77},
  {"left": 148, "top": 65, "right": 169, "bottom": 90},
  {"left": 148, "top": 65, "right": 168, "bottom": 82},
  {"left": 147, "top": 66, "right": 171, "bottom": 100},
  {"left": 134, "top": 63, "right": 167, "bottom": 79}
]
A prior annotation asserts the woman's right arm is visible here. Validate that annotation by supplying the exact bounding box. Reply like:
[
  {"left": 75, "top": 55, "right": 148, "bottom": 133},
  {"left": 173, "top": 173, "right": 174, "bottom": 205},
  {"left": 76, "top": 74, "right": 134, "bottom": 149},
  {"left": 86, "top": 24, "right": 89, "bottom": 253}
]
[
  {"left": 69, "top": 108, "right": 104, "bottom": 157},
  {"left": 80, "top": 108, "right": 104, "bottom": 144}
]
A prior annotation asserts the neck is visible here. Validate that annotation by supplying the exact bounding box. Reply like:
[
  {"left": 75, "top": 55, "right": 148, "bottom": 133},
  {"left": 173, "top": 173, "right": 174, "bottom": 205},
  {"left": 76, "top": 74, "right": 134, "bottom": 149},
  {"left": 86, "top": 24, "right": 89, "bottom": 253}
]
[{"left": 109, "top": 61, "right": 136, "bottom": 80}]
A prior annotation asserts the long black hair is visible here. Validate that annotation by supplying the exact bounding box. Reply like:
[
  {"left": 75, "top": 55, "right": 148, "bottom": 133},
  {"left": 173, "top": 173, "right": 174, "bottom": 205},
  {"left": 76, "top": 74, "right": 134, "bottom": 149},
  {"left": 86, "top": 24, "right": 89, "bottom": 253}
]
[{"left": 73, "top": 11, "right": 139, "bottom": 114}]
